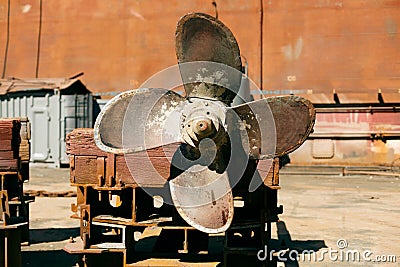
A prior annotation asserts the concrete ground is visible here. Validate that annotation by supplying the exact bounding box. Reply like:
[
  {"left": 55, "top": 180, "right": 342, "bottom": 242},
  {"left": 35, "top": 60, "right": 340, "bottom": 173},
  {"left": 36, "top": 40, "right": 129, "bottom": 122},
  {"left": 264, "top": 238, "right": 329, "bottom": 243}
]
[
  {"left": 19, "top": 166, "right": 400, "bottom": 266},
  {"left": 21, "top": 167, "right": 79, "bottom": 267},
  {"left": 274, "top": 169, "right": 400, "bottom": 266}
]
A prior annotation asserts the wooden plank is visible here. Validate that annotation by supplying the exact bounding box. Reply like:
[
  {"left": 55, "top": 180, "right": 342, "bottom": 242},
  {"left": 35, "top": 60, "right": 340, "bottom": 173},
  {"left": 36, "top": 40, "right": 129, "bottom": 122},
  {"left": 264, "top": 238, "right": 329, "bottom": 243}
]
[
  {"left": 66, "top": 128, "right": 108, "bottom": 157},
  {"left": 0, "top": 120, "right": 21, "bottom": 162},
  {"left": 19, "top": 119, "right": 31, "bottom": 140},
  {"left": 73, "top": 156, "right": 100, "bottom": 184},
  {"left": 121, "top": 144, "right": 179, "bottom": 186},
  {"left": 72, "top": 154, "right": 137, "bottom": 186},
  {"left": 0, "top": 128, "right": 13, "bottom": 137},
  {"left": 0, "top": 140, "right": 13, "bottom": 151},
  {"left": 0, "top": 119, "right": 21, "bottom": 140},
  {"left": 0, "top": 120, "right": 18, "bottom": 127},
  {"left": 114, "top": 156, "right": 133, "bottom": 185},
  {"left": 0, "top": 159, "right": 19, "bottom": 172},
  {"left": 0, "top": 151, "right": 16, "bottom": 159},
  {"left": 19, "top": 140, "right": 30, "bottom": 161}
]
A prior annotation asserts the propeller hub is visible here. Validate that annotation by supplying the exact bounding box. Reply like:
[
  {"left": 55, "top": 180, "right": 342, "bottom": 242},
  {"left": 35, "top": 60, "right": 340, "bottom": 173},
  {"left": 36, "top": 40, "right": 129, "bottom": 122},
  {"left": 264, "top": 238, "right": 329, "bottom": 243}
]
[
  {"left": 196, "top": 119, "right": 209, "bottom": 132},
  {"left": 180, "top": 98, "right": 227, "bottom": 147},
  {"left": 184, "top": 117, "right": 215, "bottom": 141}
]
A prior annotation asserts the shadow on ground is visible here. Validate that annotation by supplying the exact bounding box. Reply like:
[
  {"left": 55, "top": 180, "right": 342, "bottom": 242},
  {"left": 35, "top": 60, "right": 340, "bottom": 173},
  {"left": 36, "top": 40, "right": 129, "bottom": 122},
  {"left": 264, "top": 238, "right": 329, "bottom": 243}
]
[
  {"left": 22, "top": 250, "right": 78, "bottom": 267},
  {"left": 22, "top": 224, "right": 326, "bottom": 267},
  {"left": 29, "top": 227, "right": 79, "bottom": 244},
  {"left": 269, "top": 221, "right": 327, "bottom": 267},
  {"left": 23, "top": 228, "right": 80, "bottom": 267}
]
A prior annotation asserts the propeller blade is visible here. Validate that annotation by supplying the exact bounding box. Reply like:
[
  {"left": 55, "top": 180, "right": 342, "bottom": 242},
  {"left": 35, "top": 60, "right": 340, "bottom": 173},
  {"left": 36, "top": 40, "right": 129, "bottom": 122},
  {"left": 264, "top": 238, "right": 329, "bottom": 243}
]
[
  {"left": 176, "top": 12, "right": 242, "bottom": 104},
  {"left": 94, "top": 88, "right": 185, "bottom": 154},
  {"left": 169, "top": 166, "right": 234, "bottom": 234},
  {"left": 229, "top": 95, "right": 315, "bottom": 159}
]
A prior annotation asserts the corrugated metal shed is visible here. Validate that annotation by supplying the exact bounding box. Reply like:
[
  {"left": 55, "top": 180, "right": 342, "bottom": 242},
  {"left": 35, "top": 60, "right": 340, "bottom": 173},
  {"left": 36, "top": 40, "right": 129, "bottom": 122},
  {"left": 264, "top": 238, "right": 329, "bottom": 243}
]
[{"left": 0, "top": 77, "right": 94, "bottom": 167}]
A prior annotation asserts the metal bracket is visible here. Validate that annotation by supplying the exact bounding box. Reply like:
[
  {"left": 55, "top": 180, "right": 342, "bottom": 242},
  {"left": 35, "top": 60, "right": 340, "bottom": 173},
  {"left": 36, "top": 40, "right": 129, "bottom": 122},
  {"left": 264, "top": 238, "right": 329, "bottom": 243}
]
[
  {"left": 80, "top": 204, "right": 91, "bottom": 249},
  {"left": 96, "top": 157, "right": 105, "bottom": 187},
  {"left": 106, "top": 153, "right": 116, "bottom": 187},
  {"left": 264, "top": 158, "right": 280, "bottom": 189}
]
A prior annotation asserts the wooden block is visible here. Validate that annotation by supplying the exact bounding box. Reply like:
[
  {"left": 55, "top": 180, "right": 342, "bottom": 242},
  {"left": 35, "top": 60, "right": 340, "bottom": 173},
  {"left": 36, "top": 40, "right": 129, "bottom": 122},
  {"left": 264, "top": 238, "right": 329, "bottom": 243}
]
[
  {"left": 0, "top": 140, "right": 20, "bottom": 155},
  {"left": 68, "top": 128, "right": 180, "bottom": 187},
  {"left": 0, "top": 150, "right": 17, "bottom": 160},
  {"left": 66, "top": 128, "right": 108, "bottom": 157},
  {"left": 0, "top": 119, "right": 21, "bottom": 136},
  {"left": 0, "top": 132, "right": 15, "bottom": 140},
  {"left": 0, "top": 140, "right": 13, "bottom": 151},
  {"left": 19, "top": 140, "right": 30, "bottom": 161},
  {"left": 0, "top": 119, "right": 16, "bottom": 127},
  {"left": 72, "top": 154, "right": 133, "bottom": 186},
  {"left": 0, "top": 128, "right": 13, "bottom": 137},
  {"left": 73, "top": 156, "right": 101, "bottom": 184},
  {"left": 0, "top": 159, "right": 19, "bottom": 172},
  {"left": 122, "top": 145, "right": 178, "bottom": 186},
  {"left": 19, "top": 118, "right": 30, "bottom": 140},
  {"left": 72, "top": 150, "right": 177, "bottom": 187},
  {"left": 0, "top": 119, "right": 21, "bottom": 155},
  {"left": 115, "top": 156, "right": 134, "bottom": 185}
]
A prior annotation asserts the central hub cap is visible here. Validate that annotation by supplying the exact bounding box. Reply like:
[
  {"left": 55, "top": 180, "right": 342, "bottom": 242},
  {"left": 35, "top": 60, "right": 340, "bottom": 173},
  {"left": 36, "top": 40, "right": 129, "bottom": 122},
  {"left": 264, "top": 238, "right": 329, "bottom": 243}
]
[
  {"left": 180, "top": 98, "right": 227, "bottom": 147},
  {"left": 196, "top": 119, "right": 209, "bottom": 132}
]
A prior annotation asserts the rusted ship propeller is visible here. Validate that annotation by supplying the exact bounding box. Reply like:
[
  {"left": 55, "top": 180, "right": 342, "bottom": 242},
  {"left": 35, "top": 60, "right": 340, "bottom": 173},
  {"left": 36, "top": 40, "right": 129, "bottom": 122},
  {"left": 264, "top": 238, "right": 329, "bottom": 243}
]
[{"left": 94, "top": 13, "right": 315, "bottom": 233}]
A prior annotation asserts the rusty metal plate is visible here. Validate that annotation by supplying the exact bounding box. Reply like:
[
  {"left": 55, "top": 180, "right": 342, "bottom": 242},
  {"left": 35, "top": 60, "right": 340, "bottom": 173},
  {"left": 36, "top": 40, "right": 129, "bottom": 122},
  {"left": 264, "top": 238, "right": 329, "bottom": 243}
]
[
  {"left": 176, "top": 12, "right": 242, "bottom": 104},
  {"left": 169, "top": 167, "right": 233, "bottom": 234}
]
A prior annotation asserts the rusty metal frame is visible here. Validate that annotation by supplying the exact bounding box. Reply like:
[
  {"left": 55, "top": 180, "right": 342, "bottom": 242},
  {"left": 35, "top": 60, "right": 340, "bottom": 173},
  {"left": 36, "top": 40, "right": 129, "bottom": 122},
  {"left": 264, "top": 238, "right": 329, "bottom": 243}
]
[
  {"left": 0, "top": 190, "right": 9, "bottom": 226},
  {"left": 80, "top": 204, "right": 91, "bottom": 249}
]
